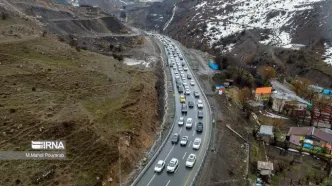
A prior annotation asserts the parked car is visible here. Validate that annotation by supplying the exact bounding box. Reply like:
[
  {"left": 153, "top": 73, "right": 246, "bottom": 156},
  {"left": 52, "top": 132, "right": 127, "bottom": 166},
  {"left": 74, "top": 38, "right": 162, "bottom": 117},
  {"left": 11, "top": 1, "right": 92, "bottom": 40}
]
[
  {"left": 196, "top": 122, "right": 203, "bottom": 132},
  {"left": 154, "top": 160, "right": 165, "bottom": 173},
  {"left": 171, "top": 133, "right": 180, "bottom": 144}
]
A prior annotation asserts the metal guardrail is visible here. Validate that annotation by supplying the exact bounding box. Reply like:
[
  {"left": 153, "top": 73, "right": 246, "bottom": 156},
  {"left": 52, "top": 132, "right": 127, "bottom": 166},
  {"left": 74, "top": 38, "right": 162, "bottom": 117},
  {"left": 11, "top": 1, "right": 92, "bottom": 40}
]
[
  {"left": 173, "top": 40, "right": 213, "bottom": 186},
  {"left": 130, "top": 36, "right": 177, "bottom": 186}
]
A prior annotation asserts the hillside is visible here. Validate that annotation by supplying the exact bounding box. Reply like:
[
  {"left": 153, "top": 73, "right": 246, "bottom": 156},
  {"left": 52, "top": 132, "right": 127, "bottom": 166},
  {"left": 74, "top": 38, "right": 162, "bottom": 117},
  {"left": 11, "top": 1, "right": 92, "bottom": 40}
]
[
  {"left": 0, "top": 1, "right": 162, "bottom": 186},
  {"left": 126, "top": 0, "right": 332, "bottom": 87}
]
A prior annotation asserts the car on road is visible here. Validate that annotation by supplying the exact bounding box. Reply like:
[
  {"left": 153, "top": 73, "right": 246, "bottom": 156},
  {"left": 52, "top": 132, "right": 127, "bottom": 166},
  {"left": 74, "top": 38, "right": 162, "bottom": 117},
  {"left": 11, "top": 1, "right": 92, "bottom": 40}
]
[
  {"left": 194, "top": 91, "right": 200, "bottom": 98},
  {"left": 186, "top": 118, "right": 193, "bottom": 128},
  {"left": 184, "top": 85, "right": 189, "bottom": 89},
  {"left": 180, "top": 136, "right": 188, "bottom": 146},
  {"left": 173, "top": 66, "right": 177, "bottom": 70},
  {"left": 178, "top": 86, "right": 183, "bottom": 93},
  {"left": 178, "top": 117, "right": 184, "bottom": 126},
  {"left": 174, "top": 70, "right": 178, "bottom": 75},
  {"left": 196, "top": 122, "right": 203, "bottom": 132},
  {"left": 187, "top": 74, "right": 192, "bottom": 79},
  {"left": 171, "top": 133, "right": 180, "bottom": 144},
  {"left": 197, "top": 111, "right": 204, "bottom": 118},
  {"left": 181, "top": 103, "right": 188, "bottom": 114},
  {"left": 175, "top": 75, "right": 180, "bottom": 80},
  {"left": 182, "top": 76, "right": 186, "bottom": 80},
  {"left": 190, "top": 80, "right": 195, "bottom": 86},
  {"left": 167, "top": 158, "right": 179, "bottom": 173},
  {"left": 185, "top": 89, "right": 190, "bottom": 95},
  {"left": 197, "top": 100, "right": 204, "bottom": 108},
  {"left": 185, "top": 154, "right": 196, "bottom": 168},
  {"left": 180, "top": 95, "right": 185, "bottom": 103},
  {"left": 188, "top": 100, "right": 194, "bottom": 108},
  {"left": 183, "top": 82, "right": 188, "bottom": 87},
  {"left": 154, "top": 160, "right": 165, "bottom": 173},
  {"left": 192, "top": 138, "right": 201, "bottom": 150},
  {"left": 184, "top": 67, "right": 188, "bottom": 71}
]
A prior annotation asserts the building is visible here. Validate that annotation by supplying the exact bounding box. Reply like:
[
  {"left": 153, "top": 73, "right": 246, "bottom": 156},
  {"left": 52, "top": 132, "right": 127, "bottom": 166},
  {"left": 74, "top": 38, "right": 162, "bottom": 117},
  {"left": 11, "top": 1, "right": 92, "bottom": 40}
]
[
  {"left": 287, "top": 127, "right": 332, "bottom": 156},
  {"left": 269, "top": 80, "right": 311, "bottom": 112},
  {"left": 255, "top": 87, "right": 272, "bottom": 102},
  {"left": 257, "top": 125, "right": 274, "bottom": 143}
]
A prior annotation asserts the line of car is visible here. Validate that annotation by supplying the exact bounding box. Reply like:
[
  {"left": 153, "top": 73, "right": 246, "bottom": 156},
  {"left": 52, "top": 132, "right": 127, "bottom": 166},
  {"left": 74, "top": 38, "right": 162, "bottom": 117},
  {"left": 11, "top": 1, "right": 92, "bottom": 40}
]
[{"left": 153, "top": 35, "right": 205, "bottom": 175}]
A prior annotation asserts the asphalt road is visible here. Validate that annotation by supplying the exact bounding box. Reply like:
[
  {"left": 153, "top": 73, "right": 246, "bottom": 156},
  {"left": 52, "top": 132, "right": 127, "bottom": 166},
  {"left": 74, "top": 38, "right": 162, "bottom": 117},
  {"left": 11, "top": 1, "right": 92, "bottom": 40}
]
[{"left": 133, "top": 35, "right": 212, "bottom": 186}]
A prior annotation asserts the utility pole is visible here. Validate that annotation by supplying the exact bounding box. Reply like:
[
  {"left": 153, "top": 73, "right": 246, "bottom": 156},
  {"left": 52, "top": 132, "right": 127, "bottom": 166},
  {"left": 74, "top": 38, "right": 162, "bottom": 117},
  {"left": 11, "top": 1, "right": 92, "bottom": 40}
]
[{"left": 118, "top": 136, "right": 122, "bottom": 186}]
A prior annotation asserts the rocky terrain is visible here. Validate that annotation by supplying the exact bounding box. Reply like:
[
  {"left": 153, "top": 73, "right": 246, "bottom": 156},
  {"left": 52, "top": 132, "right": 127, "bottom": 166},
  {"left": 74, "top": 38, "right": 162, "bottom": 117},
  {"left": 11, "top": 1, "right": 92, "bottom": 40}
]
[
  {"left": 0, "top": 0, "right": 164, "bottom": 185},
  {"left": 124, "top": 0, "right": 332, "bottom": 87}
]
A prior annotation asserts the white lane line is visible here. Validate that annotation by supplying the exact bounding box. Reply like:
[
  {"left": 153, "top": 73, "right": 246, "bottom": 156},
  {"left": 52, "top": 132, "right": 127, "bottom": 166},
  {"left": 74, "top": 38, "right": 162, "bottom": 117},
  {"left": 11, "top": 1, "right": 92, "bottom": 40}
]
[
  {"left": 179, "top": 126, "right": 183, "bottom": 134},
  {"left": 147, "top": 173, "right": 156, "bottom": 186},
  {"left": 166, "top": 180, "right": 171, "bottom": 186},
  {"left": 188, "top": 140, "right": 192, "bottom": 147},
  {"left": 182, "top": 152, "right": 187, "bottom": 159},
  {"left": 164, "top": 145, "right": 175, "bottom": 162}
]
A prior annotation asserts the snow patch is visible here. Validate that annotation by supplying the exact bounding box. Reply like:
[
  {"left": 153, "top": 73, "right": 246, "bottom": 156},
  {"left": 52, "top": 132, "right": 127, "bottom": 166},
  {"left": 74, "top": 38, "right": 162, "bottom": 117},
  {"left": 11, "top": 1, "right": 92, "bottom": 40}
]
[
  {"left": 323, "top": 43, "right": 332, "bottom": 66},
  {"left": 198, "top": 0, "right": 324, "bottom": 48},
  {"left": 123, "top": 58, "right": 150, "bottom": 68}
]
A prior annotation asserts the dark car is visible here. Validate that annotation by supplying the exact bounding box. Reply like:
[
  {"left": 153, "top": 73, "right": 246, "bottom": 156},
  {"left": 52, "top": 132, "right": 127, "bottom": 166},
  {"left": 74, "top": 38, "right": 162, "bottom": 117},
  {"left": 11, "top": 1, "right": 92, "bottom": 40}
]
[
  {"left": 197, "top": 111, "right": 203, "bottom": 118},
  {"left": 194, "top": 91, "right": 200, "bottom": 98},
  {"left": 178, "top": 86, "right": 183, "bottom": 93},
  {"left": 181, "top": 62, "right": 185, "bottom": 66},
  {"left": 188, "top": 101, "right": 194, "bottom": 108},
  {"left": 196, "top": 122, "right": 203, "bottom": 132},
  {"left": 181, "top": 104, "right": 188, "bottom": 114},
  {"left": 171, "top": 133, "right": 180, "bottom": 144},
  {"left": 187, "top": 74, "right": 192, "bottom": 79}
]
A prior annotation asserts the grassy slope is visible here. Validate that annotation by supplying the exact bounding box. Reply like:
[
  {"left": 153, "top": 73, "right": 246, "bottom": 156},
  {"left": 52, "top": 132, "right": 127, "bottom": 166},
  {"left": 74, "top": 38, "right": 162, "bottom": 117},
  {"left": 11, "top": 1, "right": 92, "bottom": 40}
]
[{"left": 0, "top": 31, "right": 157, "bottom": 185}]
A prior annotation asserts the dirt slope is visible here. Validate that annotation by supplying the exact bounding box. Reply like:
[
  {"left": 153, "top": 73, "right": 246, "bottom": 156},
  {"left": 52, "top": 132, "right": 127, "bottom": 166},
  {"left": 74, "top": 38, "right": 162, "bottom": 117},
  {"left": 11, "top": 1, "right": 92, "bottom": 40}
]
[{"left": 0, "top": 4, "right": 161, "bottom": 186}]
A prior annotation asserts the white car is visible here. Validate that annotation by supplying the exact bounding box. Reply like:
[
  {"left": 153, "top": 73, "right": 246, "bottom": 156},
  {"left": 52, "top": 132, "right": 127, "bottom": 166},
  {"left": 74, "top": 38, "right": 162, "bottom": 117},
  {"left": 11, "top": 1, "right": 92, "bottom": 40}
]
[
  {"left": 174, "top": 71, "right": 178, "bottom": 75},
  {"left": 184, "top": 85, "right": 189, "bottom": 89},
  {"left": 185, "top": 154, "right": 196, "bottom": 168},
  {"left": 197, "top": 100, "right": 203, "bottom": 108},
  {"left": 180, "top": 71, "right": 184, "bottom": 76},
  {"left": 173, "top": 66, "right": 177, "bottom": 70},
  {"left": 178, "top": 117, "right": 184, "bottom": 126},
  {"left": 183, "top": 82, "right": 188, "bottom": 86},
  {"left": 185, "top": 89, "right": 190, "bottom": 95},
  {"left": 167, "top": 158, "right": 179, "bottom": 173},
  {"left": 186, "top": 118, "right": 193, "bottom": 128},
  {"left": 184, "top": 67, "right": 188, "bottom": 71},
  {"left": 182, "top": 76, "right": 186, "bottom": 80},
  {"left": 190, "top": 80, "right": 195, "bottom": 86},
  {"left": 154, "top": 160, "right": 165, "bottom": 173},
  {"left": 175, "top": 75, "right": 180, "bottom": 79},
  {"left": 192, "top": 138, "right": 201, "bottom": 150},
  {"left": 180, "top": 136, "right": 188, "bottom": 146}
]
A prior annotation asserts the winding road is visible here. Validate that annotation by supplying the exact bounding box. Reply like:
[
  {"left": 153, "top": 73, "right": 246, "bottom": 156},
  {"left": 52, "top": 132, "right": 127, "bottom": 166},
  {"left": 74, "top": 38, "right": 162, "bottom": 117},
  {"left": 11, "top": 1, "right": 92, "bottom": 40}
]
[{"left": 132, "top": 34, "right": 212, "bottom": 186}]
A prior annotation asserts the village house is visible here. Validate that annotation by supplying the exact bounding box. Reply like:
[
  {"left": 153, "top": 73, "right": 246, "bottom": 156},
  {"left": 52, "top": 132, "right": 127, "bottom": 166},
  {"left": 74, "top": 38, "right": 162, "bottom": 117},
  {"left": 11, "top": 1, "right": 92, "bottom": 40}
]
[
  {"left": 269, "top": 80, "right": 311, "bottom": 113},
  {"left": 287, "top": 127, "right": 332, "bottom": 156},
  {"left": 255, "top": 87, "right": 272, "bottom": 102}
]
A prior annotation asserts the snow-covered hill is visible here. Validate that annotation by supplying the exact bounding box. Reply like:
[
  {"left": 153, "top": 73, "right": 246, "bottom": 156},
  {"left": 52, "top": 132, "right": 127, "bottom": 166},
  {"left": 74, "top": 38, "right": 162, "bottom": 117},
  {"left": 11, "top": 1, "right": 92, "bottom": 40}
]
[{"left": 164, "top": 0, "right": 332, "bottom": 65}]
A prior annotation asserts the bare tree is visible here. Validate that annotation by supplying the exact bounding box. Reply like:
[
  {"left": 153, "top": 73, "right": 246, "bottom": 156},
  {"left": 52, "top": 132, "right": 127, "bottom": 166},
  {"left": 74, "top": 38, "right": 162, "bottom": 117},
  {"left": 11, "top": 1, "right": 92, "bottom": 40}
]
[{"left": 257, "top": 65, "right": 276, "bottom": 85}]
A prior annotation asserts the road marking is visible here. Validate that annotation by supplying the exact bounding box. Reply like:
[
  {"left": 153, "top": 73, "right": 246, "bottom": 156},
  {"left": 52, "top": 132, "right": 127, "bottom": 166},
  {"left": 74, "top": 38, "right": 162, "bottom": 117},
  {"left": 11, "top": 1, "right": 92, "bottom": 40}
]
[
  {"left": 147, "top": 173, "right": 156, "bottom": 186},
  {"left": 179, "top": 126, "right": 183, "bottom": 134},
  {"left": 166, "top": 180, "right": 171, "bottom": 186},
  {"left": 182, "top": 152, "right": 187, "bottom": 159},
  {"left": 188, "top": 140, "right": 192, "bottom": 147},
  {"left": 192, "top": 122, "right": 195, "bottom": 136},
  {"left": 164, "top": 145, "right": 174, "bottom": 162}
]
